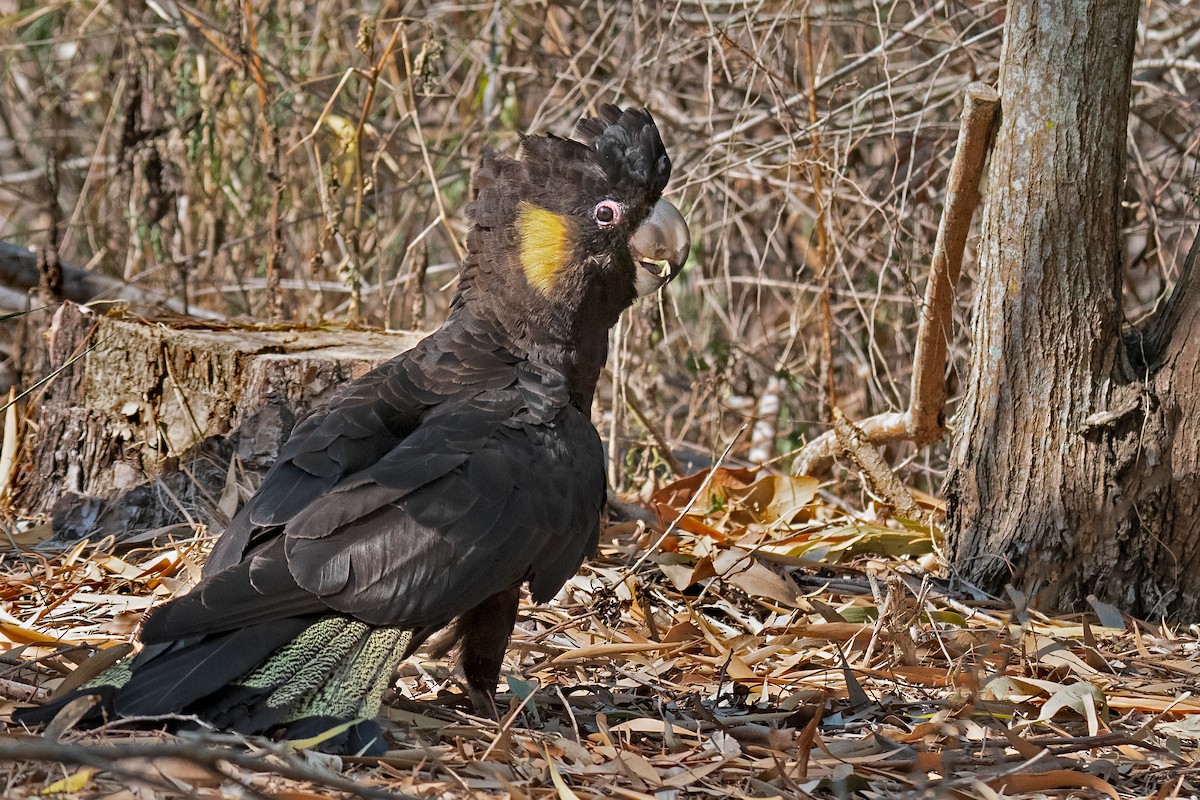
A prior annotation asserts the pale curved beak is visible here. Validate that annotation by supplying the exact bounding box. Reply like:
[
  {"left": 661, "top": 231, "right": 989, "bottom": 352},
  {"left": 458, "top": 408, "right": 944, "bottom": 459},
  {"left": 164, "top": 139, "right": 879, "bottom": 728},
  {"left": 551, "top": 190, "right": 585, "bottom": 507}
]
[{"left": 629, "top": 198, "right": 690, "bottom": 297}]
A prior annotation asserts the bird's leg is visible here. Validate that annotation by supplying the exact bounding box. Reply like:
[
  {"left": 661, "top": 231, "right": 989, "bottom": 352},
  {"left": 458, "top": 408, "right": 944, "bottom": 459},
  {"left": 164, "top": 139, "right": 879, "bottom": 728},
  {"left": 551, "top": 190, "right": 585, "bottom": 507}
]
[{"left": 455, "top": 586, "right": 520, "bottom": 718}]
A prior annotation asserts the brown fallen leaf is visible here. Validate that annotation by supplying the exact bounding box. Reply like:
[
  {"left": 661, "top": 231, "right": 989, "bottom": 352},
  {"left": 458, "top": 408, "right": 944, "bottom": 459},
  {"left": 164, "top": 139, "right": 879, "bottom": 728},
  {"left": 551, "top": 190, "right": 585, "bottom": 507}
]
[
  {"left": 789, "top": 622, "right": 876, "bottom": 643},
  {"left": 549, "top": 641, "right": 682, "bottom": 665},
  {"left": 710, "top": 547, "right": 801, "bottom": 606},
  {"left": 987, "top": 768, "right": 1120, "bottom": 799}
]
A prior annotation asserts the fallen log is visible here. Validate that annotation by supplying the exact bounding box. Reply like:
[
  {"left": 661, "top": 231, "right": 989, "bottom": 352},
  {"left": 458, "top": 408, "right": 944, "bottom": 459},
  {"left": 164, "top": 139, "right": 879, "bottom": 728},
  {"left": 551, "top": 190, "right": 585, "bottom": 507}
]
[{"left": 0, "top": 241, "right": 221, "bottom": 317}]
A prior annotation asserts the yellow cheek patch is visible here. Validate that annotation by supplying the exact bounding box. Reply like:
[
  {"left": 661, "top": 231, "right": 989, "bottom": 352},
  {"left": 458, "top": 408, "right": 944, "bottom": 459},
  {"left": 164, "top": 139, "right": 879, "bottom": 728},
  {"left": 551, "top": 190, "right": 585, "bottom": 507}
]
[{"left": 516, "top": 201, "right": 574, "bottom": 295}]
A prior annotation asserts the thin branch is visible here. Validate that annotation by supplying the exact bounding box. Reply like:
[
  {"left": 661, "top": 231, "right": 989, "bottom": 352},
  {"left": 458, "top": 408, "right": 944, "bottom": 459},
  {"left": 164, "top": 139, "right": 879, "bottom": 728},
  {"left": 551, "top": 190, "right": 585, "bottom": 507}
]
[
  {"left": 802, "top": 9, "right": 835, "bottom": 420},
  {"left": 0, "top": 736, "right": 420, "bottom": 800},
  {"left": 793, "top": 83, "right": 999, "bottom": 476},
  {"left": 907, "top": 82, "right": 1000, "bottom": 443},
  {"left": 346, "top": 19, "right": 405, "bottom": 324}
]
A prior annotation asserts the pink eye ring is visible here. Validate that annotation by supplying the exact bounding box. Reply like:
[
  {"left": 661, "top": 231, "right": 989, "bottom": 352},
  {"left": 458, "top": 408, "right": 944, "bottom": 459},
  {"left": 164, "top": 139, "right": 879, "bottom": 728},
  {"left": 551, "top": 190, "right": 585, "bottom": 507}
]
[{"left": 593, "top": 199, "right": 623, "bottom": 227}]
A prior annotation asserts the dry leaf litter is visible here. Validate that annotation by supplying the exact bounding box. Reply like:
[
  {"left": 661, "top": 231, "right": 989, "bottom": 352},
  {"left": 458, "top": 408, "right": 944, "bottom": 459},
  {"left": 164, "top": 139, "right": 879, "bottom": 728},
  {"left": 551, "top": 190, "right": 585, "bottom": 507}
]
[{"left": 2, "top": 467, "right": 1198, "bottom": 799}]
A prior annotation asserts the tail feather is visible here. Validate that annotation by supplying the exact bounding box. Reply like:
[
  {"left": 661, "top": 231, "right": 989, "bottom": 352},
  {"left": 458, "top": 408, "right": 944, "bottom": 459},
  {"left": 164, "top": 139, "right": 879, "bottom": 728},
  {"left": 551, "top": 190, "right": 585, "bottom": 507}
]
[
  {"left": 359, "top": 627, "right": 413, "bottom": 719},
  {"left": 287, "top": 625, "right": 411, "bottom": 722},
  {"left": 85, "top": 658, "right": 133, "bottom": 690},
  {"left": 17, "top": 615, "right": 413, "bottom": 755},
  {"left": 12, "top": 624, "right": 298, "bottom": 728},
  {"left": 255, "top": 618, "right": 372, "bottom": 712},
  {"left": 212, "top": 617, "right": 412, "bottom": 754},
  {"left": 113, "top": 619, "right": 312, "bottom": 717},
  {"left": 203, "top": 616, "right": 384, "bottom": 737},
  {"left": 236, "top": 616, "right": 349, "bottom": 692}
]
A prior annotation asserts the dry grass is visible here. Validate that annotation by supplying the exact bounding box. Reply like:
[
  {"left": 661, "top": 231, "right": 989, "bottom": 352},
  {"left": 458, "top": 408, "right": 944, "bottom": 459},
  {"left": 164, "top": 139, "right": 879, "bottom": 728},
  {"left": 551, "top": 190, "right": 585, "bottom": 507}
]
[{"left": 1, "top": 2, "right": 1197, "bottom": 489}]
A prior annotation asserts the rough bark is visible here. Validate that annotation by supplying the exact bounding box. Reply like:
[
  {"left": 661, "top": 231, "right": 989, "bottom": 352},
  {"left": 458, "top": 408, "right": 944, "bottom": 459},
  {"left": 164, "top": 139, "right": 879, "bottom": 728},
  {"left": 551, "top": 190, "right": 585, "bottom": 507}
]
[
  {"left": 947, "top": 1, "right": 1200, "bottom": 619},
  {"left": 13, "top": 302, "right": 422, "bottom": 539},
  {"left": 1131, "top": 234, "right": 1200, "bottom": 616}
]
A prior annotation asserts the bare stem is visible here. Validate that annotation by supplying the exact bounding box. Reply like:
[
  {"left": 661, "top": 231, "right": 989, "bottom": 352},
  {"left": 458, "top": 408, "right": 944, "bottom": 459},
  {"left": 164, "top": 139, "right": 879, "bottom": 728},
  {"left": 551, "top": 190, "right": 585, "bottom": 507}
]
[
  {"left": 794, "top": 83, "right": 999, "bottom": 476},
  {"left": 907, "top": 82, "right": 1000, "bottom": 444}
]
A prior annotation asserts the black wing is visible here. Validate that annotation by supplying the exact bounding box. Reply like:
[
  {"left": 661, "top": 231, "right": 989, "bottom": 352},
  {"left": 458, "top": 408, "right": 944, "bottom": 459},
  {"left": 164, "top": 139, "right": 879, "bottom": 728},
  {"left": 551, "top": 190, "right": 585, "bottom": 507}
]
[
  {"left": 284, "top": 399, "right": 604, "bottom": 623},
  {"left": 204, "top": 322, "right": 529, "bottom": 573},
  {"left": 144, "top": 331, "right": 604, "bottom": 641},
  {"left": 202, "top": 355, "right": 425, "bottom": 576}
]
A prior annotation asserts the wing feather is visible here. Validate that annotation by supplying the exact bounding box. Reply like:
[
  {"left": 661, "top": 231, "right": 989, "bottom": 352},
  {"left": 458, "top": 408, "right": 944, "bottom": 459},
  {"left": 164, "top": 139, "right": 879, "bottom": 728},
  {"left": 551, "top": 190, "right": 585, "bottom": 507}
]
[
  {"left": 282, "top": 403, "right": 603, "bottom": 626},
  {"left": 155, "top": 331, "right": 603, "bottom": 640}
]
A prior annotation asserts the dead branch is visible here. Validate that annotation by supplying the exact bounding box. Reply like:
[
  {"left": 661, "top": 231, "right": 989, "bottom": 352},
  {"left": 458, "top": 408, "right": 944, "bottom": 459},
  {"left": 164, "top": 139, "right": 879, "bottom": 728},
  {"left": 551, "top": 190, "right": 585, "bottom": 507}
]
[
  {"left": 794, "top": 83, "right": 999, "bottom": 477},
  {"left": 0, "top": 241, "right": 221, "bottom": 319},
  {"left": 830, "top": 408, "right": 918, "bottom": 518},
  {"left": 907, "top": 82, "right": 1001, "bottom": 442},
  {"left": 0, "top": 736, "right": 418, "bottom": 800},
  {"left": 0, "top": 677, "right": 51, "bottom": 703},
  {"left": 748, "top": 376, "right": 784, "bottom": 464}
]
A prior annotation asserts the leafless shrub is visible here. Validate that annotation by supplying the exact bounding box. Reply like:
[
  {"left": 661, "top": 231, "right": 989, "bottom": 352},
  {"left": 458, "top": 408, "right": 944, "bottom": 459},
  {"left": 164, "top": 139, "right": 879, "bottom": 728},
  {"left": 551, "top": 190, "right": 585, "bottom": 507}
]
[{"left": 0, "top": 1, "right": 1196, "bottom": 493}]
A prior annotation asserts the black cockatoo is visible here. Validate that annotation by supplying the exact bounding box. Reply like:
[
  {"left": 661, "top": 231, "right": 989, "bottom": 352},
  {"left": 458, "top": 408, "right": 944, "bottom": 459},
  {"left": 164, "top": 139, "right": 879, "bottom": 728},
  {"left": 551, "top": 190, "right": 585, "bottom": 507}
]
[{"left": 16, "top": 105, "right": 689, "bottom": 755}]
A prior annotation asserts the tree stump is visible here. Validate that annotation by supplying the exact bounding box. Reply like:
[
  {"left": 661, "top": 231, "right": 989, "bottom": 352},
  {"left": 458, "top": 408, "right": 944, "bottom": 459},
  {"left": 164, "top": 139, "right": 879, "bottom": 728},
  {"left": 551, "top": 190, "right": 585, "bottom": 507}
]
[{"left": 12, "top": 302, "right": 424, "bottom": 539}]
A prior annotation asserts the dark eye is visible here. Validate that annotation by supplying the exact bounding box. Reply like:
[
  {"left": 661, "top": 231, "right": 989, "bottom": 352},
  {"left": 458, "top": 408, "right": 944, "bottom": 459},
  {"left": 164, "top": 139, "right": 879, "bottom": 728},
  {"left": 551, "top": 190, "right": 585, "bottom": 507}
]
[{"left": 593, "top": 199, "right": 623, "bottom": 227}]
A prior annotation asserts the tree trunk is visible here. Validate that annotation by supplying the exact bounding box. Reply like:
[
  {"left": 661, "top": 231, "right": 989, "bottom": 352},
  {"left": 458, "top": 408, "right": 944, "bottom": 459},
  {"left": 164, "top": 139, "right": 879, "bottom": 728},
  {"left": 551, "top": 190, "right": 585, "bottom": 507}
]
[
  {"left": 946, "top": 0, "right": 1200, "bottom": 619},
  {"left": 13, "top": 302, "right": 422, "bottom": 539}
]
